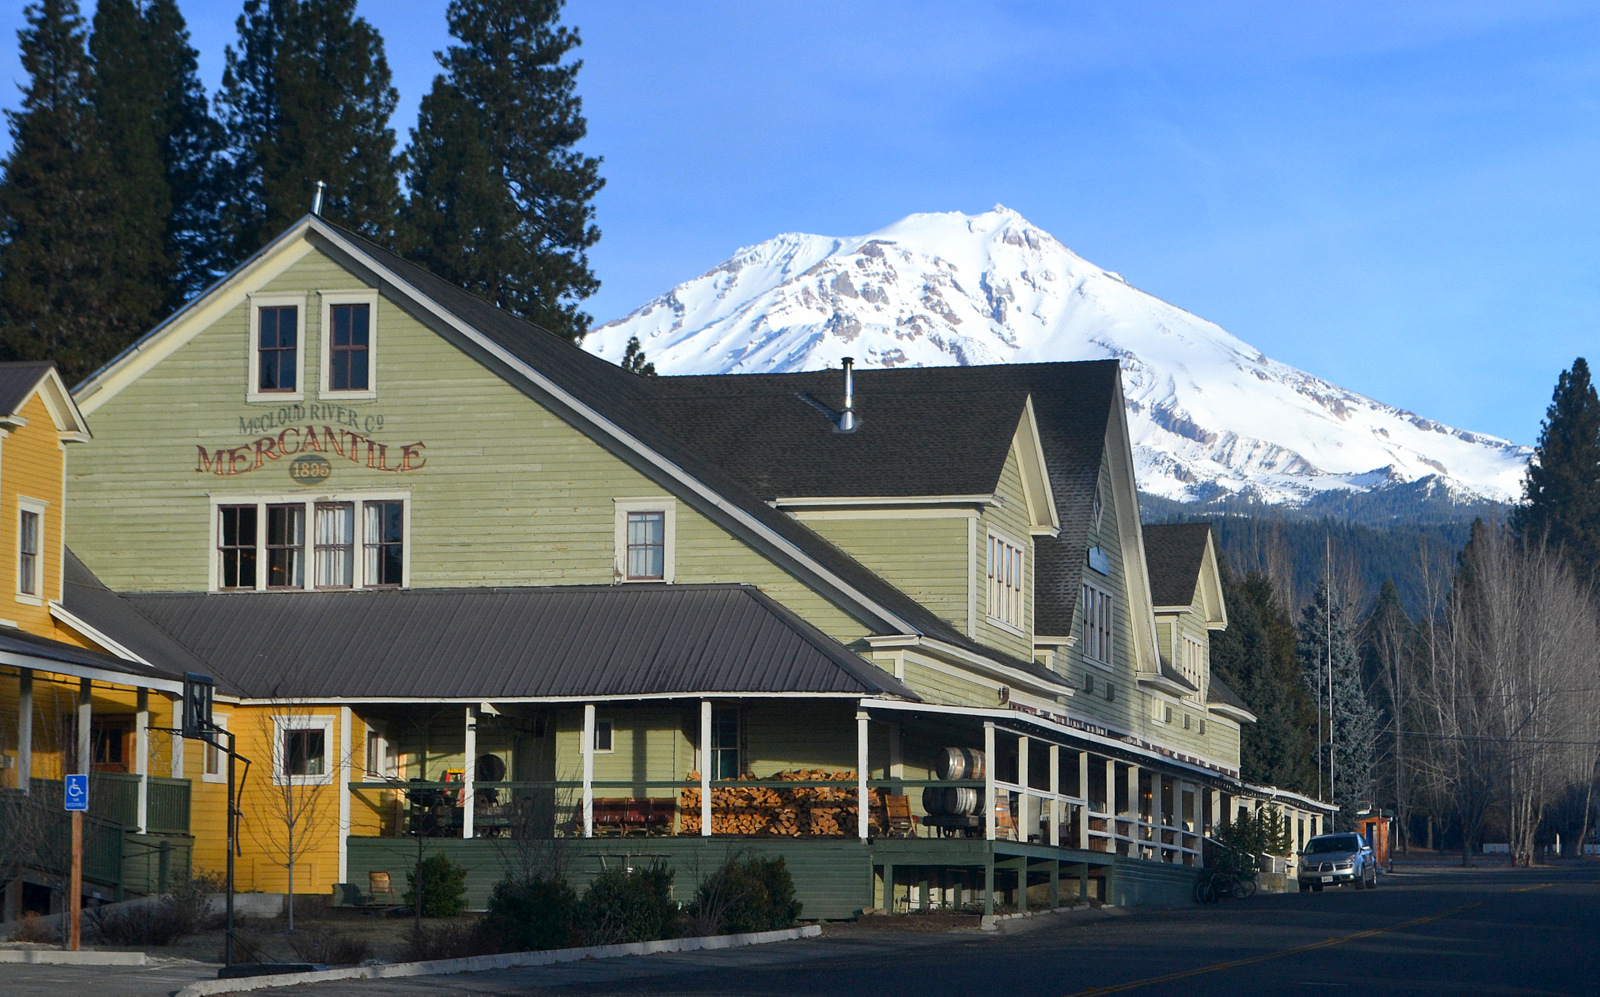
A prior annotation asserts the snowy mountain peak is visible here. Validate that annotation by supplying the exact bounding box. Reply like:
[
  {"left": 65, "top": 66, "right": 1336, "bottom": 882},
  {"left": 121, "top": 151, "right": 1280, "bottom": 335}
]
[{"left": 587, "top": 208, "right": 1531, "bottom": 506}]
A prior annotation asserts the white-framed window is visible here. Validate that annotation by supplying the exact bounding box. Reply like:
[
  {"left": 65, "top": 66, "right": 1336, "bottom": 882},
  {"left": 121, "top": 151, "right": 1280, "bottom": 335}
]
[
  {"left": 213, "top": 493, "right": 409, "bottom": 592},
  {"left": 1154, "top": 698, "right": 1174, "bottom": 724},
  {"left": 247, "top": 294, "right": 307, "bottom": 403},
  {"left": 593, "top": 719, "right": 614, "bottom": 753},
  {"left": 613, "top": 499, "right": 676, "bottom": 583},
  {"left": 202, "top": 714, "right": 230, "bottom": 784},
  {"left": 1181, "top": 634, "right": 1205, "bottom": 701},
  {"left": 319, "top": 290, "right": 379, "bottom": 399},
  {"left": 365, "top": 726, "right": 396, "bottom": 779},
  {"left": 710, "top": 706, "right": 740, "bottom": 780},
  {"left": 272, "top": 714, "right": 335, "bottom": 786},
  {"left": 16, "top": 497, "right": 46, "bottom": 604},
  {"left": 1081, "top": 582, "right": 1114, "bottom": 667},
  {"left": 986, "top": 532, "right": 1025, "bottom": 630}
]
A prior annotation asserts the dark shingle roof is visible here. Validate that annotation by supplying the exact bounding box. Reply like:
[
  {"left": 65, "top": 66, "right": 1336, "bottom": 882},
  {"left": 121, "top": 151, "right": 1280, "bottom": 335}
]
[
  {"left": 1142, "top": 523, "right": 1212, "bottom": 609},
  {"left": 1207, "top": 675, "right": 1253, "bottom": 715},
  {"left": 0, "top": 361, "right": 55, "bottom": 415},
  {"left": 62, "top": 549, "right": 211, "bottom": 680},
  {"left": 0, "top": 619, "right": 181, "bottom": 685},
  {"left": 119, "top": 584, "right": 918, "bottom": 701}
]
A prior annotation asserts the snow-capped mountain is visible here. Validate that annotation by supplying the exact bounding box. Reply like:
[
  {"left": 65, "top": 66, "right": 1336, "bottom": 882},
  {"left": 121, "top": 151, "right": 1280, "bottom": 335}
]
[{"left": 586, "top": 206, "right": 1530, "bottom": 506}]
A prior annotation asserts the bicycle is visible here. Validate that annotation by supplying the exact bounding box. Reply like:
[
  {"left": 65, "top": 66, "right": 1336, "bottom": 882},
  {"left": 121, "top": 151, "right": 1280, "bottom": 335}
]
[{"left": 1194, "top": 867, "right": 1259, "bottom": 903}]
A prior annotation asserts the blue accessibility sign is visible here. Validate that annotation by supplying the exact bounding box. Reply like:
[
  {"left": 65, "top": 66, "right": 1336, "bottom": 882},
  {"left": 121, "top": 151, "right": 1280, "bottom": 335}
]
[{"left": 64, "top": 773, "right": 88, "bottom": 812}]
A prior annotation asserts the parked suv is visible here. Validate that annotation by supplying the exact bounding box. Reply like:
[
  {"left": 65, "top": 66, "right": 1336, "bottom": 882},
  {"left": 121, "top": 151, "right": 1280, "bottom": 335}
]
[{"left": 1298, "top": 832, "right": 1378, "bottom": 892}]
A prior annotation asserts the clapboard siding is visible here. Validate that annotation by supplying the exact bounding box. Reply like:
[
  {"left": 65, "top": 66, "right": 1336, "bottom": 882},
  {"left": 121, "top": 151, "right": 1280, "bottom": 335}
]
[
  {"left": 1068, "top": 444, "right": 1137, "bottom": 733},
  {"left": 902, "top": 658, "right": 995, "bottom": 708},
  {"left": 65, "top": 248, "right": 870, "bottom": 654},
  {"left": 800, "top": 516, "right": 970, "bottom": 634},
  {"left": 973, "top": 444, "right": 1034, "bottom": 661}
]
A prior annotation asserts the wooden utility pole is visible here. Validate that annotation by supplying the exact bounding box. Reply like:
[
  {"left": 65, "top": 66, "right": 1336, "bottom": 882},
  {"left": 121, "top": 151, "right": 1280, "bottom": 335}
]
[{"left": 68, "top": 811, "right": 81, "bottom": 951}]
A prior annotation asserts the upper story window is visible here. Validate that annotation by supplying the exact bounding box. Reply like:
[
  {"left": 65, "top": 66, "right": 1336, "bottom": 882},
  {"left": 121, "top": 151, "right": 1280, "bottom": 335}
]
[
  {"left": 257, "top": 306, "right": 299, "bottom": 392},
  {"left": 216, "top": 495, "right": 406, "bottom": 591},
  {"left": 321, "top": 292, "right": 378, "bottom": 398},
  {"left": 614, "top": 499, "right": 676, "bottom": 583},
  {"left": 17, "top": 500, "right": 44, "bottom": 601},
  {"left": 1181, "top": 635, "right": 1205, "bottom": 699},
  {"left": 1082, "top": 582, "right": 1114, "bottom": 667},
  {"left": 987, "top": 533, "right": 1025, "bottom": 629},
  {"left": 248, "top": 295, "right": 306, "bottom": 402}
]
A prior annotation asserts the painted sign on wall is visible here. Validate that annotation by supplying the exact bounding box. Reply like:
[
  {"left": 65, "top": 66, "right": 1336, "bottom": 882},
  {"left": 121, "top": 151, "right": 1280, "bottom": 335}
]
[{"left": 197, "top": 419, "right": 426, "bottom": 479}]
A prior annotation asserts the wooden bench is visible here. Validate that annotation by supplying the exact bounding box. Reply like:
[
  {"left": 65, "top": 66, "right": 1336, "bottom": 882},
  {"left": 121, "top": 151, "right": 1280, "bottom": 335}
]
[{"left": 592, "top": 798, "right": 676, "bottom": 835}]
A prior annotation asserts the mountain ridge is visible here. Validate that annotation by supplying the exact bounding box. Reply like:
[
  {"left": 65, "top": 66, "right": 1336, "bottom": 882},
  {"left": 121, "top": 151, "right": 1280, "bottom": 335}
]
[{"left": 586, "top": 206, "right": 1530, "bottom": 511}]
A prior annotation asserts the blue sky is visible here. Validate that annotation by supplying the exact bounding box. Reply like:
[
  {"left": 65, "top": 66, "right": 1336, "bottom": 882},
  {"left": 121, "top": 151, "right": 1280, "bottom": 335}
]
[{"left": 2, "top": 1, "right": 1599, "bottom": 446}]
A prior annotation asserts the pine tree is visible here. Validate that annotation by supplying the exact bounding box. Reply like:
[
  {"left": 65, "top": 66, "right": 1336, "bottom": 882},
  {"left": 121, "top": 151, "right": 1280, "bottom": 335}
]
[
  {"left": 1511, "top": 358, "right": 1600, "bottom": 580},
  {"left": 219, "top": 0, "right": 401, "bottom": 257},
  {"left": 1360, "top": 578, "right": 1413, "bottom": 848},
  {"left": 1210, "top": 568, "right": 1317, "bottom": 795},
  {"left": 1298, "top": 581, "right": 1378, "bottom": 828},
  {"left": 620, "top": 336, "right": 656, "bottom": 376},
  {"left": 0, "top": 0, "right": 131, "bottom": 382},
  {"left": 403, "top": 0, "right": 603, "bottom": 341}
]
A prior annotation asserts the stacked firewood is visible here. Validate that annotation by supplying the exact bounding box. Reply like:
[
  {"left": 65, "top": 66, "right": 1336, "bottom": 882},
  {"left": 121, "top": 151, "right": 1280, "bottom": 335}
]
[{"left": 678, "top": 770, "right": 883, "bottom": 836}]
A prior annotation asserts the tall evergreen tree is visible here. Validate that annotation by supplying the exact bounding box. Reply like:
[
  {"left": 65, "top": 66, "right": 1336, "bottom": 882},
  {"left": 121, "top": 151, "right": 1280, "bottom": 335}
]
[
  {"left": 403, "top": 0, "right": 603, "bottom": 341},
  {"left": 0, "top": 0, "right": 132, "bottom": 382},
  {"left": 1511, "top": 358, "right": 1600, "bottom": 580},
  {"left": 218, "top": 0, "right": 401, "bottom": 257},
  {"left": 1298, "top": 581, "right": 1379, "bottom": 827},
  {"left": 1360, "top": 578, "right": 1414, "bottom": 848},
  {"left": 1210, "top": 567, "right": 1317, "bottom": 795}
]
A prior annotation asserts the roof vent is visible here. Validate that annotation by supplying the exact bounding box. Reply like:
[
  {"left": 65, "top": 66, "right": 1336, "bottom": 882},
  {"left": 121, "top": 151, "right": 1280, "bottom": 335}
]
[
  {"left": 311, "top": 180, "right": 327, "bottom": 217},
  {"left": 835, "top": 357, "right": 857, "bottom": 433}
]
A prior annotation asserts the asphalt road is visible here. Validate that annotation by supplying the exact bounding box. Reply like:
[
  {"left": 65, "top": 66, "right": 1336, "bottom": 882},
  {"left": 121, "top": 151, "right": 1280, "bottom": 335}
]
[{"left": 4, "top": 863, "right": 1596, "bottom": 996}]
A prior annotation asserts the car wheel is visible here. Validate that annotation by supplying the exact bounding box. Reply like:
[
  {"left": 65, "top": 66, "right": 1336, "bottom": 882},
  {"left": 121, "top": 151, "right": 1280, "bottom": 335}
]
[
  {"left": 1312, "top": 883, "right": 1323, "bottom": 892},
  {"left": 1355, "top": 870, "right": 1366, "bottom": 890},
  {"left": 1368, "top": 867, "right": 1378, "bottom": 889},
  {"left": 1299, "top": 882, "right": 1311, "bottom": 893}
]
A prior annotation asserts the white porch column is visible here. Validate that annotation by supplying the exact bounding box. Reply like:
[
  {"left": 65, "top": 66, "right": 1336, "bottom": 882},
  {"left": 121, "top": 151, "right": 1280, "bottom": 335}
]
[
  {"left": 338, "top": 707, "right": 352, "bottom": 883},
  {"left": 699, "top": 700, "right": 712, "bottom": 837},
  {"left": 1151, "top": 772, "right": 1164, "bottom": 861},
  {"left": 1048, "top": 743, "right": 1061, "bottom": 848},
  {"left": 462, "top": 706, "right": 477, "bottom": 840},
  {"left": 170, "top": 701, "right": 184, "bottom": 780},
  {"left": 135, "top": 688, "right": 149, "bottom": 833},
  {"left": 1104, "top": 757, "right": 1115, "bottom": 815},
  {"left": 984, "top": 722, "right": 997, "bottom": 841},
  {"left": 581, "top": 703, "right": 595, "bottom": 838},
  {"left": 76, "top": 678, "right": 91, "bottom": 776},
  {"left": 857, "top": 712, "right": 870, "bottom": 841},
  {"left": 18, "top": 669, "right": 32, "bottom": 793},
  {"left": 1126, "top": 764, "right": 1140, "bottom": 854},
  {"left": 1016, "top": 734, "right": 1031, "bottom": 843},
  {"left": 1077, "top": 751, "right": 1090, "bottom": 850},
  {"left": 1209, "top": 788, "right": 1221, "bottom": 836}
]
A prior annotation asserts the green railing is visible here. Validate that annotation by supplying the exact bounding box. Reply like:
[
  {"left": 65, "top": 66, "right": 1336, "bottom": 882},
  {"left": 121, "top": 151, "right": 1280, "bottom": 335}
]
[
  {"left": 90, "top": 772, "right": 141, "bottom": 829},
  {"left": 0, "top": 789, "right": 124, "bottom": 892},
  {"left": 148, "top": 777, "right": 191, "bottom": 835}
]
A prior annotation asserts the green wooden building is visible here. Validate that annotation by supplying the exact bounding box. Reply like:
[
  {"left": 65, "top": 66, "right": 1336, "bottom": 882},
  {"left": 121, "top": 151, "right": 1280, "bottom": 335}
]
[{"left": 55, "top": 214, "right": 1332, "bottom": 916}]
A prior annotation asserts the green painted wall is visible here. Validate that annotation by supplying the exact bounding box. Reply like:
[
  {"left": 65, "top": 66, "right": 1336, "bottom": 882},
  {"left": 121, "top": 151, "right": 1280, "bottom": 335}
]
[
  {"left": 1066, "top": 444, "right": 1138, "bottom": 735},
  {"left": 66, "top": 247, "right": 873, "bottom": 652},
  {"left": 800, "top": 515, "right": 971, "bottom": 634},
  {"left": 974, "top": 444, "right": 1035, "bottom": 661}
]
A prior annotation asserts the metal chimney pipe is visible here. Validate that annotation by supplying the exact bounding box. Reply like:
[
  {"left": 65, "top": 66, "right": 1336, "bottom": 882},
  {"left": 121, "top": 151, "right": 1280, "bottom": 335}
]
[
  {"left": 837, "top": 357, "right": 857, "bottom": 433},
  {"left": 311, "top": 180, "right": 327, "bottom": 217}
]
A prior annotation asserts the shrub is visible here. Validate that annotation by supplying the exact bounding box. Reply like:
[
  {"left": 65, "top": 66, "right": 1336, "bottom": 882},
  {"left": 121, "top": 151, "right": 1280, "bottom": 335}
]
[
  {"left": 285, "top": 926, "right": 375, "bottom": 966},
  {"left": 86, "top": 869, "right": 226, "bottom": 947},
  {"left": 476, "top": 874, "right": 577, "bottom": 954},
  {"left": 404, "top": 852, "right": 468, "bottom": 918},
  {"left": 15, "top": 911, "right": 57, "bottom": 944},
  {"left": 575, "top": 861, "right": 678, "bottom": 946},
  {"left": 687, "top": 855, "right": 801, "bottom": 936}
]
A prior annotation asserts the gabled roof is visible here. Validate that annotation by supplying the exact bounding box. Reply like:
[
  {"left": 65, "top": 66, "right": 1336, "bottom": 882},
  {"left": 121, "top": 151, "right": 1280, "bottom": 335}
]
[
  {"left": 117, "top": 584, "right": 919, "bottom": 702},
  {"left": 1143, "top": 523, "right": 1212, "bottom": 608},
  {"left": 59, "top": 549, "right": 211, "bottom": 679},
  {"left": 0, "top": 361, "right": 90, "bottom": 440},
  {"left": 1207, "top": 675, "right": 1257, "bottom": 724}
]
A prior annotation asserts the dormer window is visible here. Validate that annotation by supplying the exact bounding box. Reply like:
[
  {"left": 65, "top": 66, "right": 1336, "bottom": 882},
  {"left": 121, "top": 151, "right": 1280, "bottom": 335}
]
[
  {"left": 987, "top": 533, "right": 1025, "bottom": 629},
  {"left": 1082, "top": 582, "right": 1114, "bottom": 667}
]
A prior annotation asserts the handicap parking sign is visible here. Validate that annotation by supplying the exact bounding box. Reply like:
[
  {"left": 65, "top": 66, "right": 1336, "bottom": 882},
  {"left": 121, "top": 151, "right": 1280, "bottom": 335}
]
[{"left": 64, "top": 773, "right": 88, "bottom": 811}]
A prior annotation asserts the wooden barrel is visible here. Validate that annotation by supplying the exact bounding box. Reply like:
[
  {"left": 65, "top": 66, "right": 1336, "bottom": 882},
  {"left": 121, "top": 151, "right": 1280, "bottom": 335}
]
[
  {"left": 922, "top": 786, "right": 981, "bottom": 815},
  {"left": 939, "top": 747, "right": 986, "bottom": 782}
]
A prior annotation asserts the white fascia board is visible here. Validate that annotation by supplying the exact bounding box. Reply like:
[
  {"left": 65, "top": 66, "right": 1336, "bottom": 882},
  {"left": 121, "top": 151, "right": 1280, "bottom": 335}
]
[
  {"left": 49, "top": 601, "right": 153, "bottom": 667},
  {"left": 1015, "top": 396, "right": 1060, "bottom": 535},
  {"left": 1103, "top": 381, "right": 1162, "bottom": 677},
  {"left": 865, "top": 634, "right": 1074, "bottom": 698},
  {"left": 303, "top": 220, "right": 923, "bottom": 638},
  {"left": 859, "top": 697, "right": 1240, "bottom": 782},
  {"left": 772, "top": 494, "right": 998, "bottom": 509},
  {"left": 1207, "top": 702, "right": 1258, "bottom": 724},
  {"left": 234, "top": 690, "right": 880, "bottom": 706},
  {"left": 1138, "top": 674, "right": 1197, "bottom": 698},
  {"left": 0, "top": 651, "right": 183, "bottom": 694},
  {"left": 1242, "top": 782, "right": 1337, "bottom": 812}
]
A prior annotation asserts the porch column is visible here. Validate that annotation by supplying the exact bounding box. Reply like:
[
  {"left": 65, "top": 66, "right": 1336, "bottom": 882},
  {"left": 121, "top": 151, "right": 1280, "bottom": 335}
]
[
  {"left": 1016, "top": 734, "right": 1030, "bottom": 843},
  {"left": 338, "top": 707, "right": 352, "bottom": 883},
  {"left": 1077, "top": 751, "right": 1090, "bottom": 850},
  {"left": 699, "top": 700, "right": 712, "bottom": 837},
  {"left": 581, "top": 703, "right": 595, "bottom": 838},
  {"left": 1210, "top": 788, "right": 1221, "bottom": 836},
  {"left": 984, "top": 722, "right": 997, "bottom": 841},
  {"left": 1048, "top": 743, "right": 1061, "bottom": 848},
  {"left": 856, "top": 712, "right": 870, "bottom": 842},
  {"left": 76, "top": 678, "right": 91, "bottom": 776},
  {"left": 135, "top": 688, "right": 149, "bottom": 833},
  {"left": 1104, "top": 757, "right": 1116, "bottom": 850},
  {"left": 17, "top": 669, "right": 31, "bottom": 793},
  {"left": 1126, "top": 763, "right": 1140, "bottom": 855},
  {"left": 170, "top": 700, "right": 184, "bottom": 779},
  {"left": 462, "top": 706, "right": 477, "bottom": 840}
]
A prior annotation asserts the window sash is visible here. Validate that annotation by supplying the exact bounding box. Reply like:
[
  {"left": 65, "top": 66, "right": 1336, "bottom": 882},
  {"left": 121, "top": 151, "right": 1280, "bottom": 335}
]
[
  {"left": 710, "top": 707, "right": 739, "bottom": 780},
  {"left": 1082, "top": 584, "right": 1114, "bottom": 664},
  {"left": 328, "top": 303, "right": 370, "bottom": 392},
  {"left": 987, "top": 535, "right": 1024, "bottom": 627},
  {"left": 257, "top": 306, "right": 298, "bottom": 392},
  {"left": 284, "top": 728, "right": 326, "bottom": 777},
  {"left": 218, "top": 505, "right": 258, "bottom": 590},
  {"left": 18, "top": 509, "right": 39, "bottom": 596},
  {"left": 625, "top": 511, "right": 665, "bottom": 580},
  {"left": 265, "top": 503, "right": 305, "bottom": 588},
  {"left": 363, "top": 500, "right": 404, "bottom": 587},
  {"left": 314, "top": 502, "right": 355, "bottom": 588}
]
